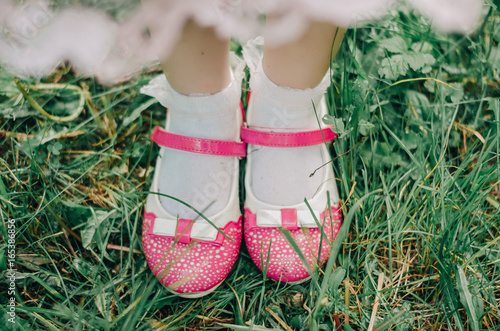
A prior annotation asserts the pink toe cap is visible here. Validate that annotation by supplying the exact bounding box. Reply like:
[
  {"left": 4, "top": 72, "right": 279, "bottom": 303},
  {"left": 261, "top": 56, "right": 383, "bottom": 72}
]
[
  {"left": 244, "top": 207, "right": 342, "bottom": 282},
  {"left": 142, "top": 214, "right": 242, "bottom": 294}
]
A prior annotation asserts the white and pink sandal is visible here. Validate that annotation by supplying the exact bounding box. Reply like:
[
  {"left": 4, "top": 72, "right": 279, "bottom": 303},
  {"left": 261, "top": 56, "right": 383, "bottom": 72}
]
[
  {"left": 241, "top": 98, "right": 343, "bottom": 284},
  {"left": 142, "top": 121, "right": 245, "bottom": 298}
]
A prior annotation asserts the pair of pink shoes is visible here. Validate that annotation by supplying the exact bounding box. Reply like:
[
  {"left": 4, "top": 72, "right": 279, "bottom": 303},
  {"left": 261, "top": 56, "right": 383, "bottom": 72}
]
[{"left": 141, "top": 97, "right": 342, "bottom": 298}]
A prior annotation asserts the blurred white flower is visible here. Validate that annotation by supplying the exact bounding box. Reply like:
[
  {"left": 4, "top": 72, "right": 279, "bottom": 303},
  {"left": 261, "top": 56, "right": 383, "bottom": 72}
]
[
  {"left": 3, "top": 8, "right": 116, "bottom": 77},
  {"left": 0, "top": 0, "right": 485, "bottom": 83},
  {"left": 0, "top": 1, "right": 119, "bottom": 79},
  {"left": 408, "top": 0, "right": 483, "bottom": 33},
  {"left": 256, "top": 0, "right": 395, "bottom": 45}
]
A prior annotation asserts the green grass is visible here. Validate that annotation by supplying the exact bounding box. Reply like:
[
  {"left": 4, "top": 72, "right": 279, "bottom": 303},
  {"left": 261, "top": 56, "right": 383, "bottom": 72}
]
[{"left": 1, "top": 3, "right": 499, "bottom": 331}]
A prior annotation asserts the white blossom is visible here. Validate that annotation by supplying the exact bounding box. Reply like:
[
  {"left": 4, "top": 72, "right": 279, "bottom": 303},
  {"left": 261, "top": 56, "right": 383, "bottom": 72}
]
[{"left": 0, "top": 0, "right": 484, "bottom": 82}]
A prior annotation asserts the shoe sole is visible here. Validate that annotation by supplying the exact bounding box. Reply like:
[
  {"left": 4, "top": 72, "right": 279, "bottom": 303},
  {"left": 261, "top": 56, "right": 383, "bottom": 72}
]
[
  {"left": 165, "top": 279, "right": 223, "bottom": 299},
  {"left": 285, "top": 275, "right": 312, "bottom": 285}
]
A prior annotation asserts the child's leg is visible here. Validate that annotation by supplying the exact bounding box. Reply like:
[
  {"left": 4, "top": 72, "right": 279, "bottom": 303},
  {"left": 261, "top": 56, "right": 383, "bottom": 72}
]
[
  {"left": 161, "top": 19, "right": 231, "bottom": 95},
  {"left": 148, "top": 19, "right": 243, "bottom": 219},
  {"left": 242, "top": 20, "right": 346, "bottom": 283},
  {"left": 142, "top": 19, "right": 245, "bottom": 297},
  {"left": 263, "top": 19, "right": 345, "bottom": 89},
  {"left": 246, "top": 20, "right": 345, "bottom": 206}
]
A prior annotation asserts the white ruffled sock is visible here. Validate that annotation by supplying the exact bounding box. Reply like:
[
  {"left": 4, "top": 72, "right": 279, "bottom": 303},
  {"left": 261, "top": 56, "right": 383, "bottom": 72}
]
[
  {"left": 141, "top": 67, "right": 243, "bottom": 219},
  {"left": 245, "top": 58, "right": 331, "bottom": 206}
]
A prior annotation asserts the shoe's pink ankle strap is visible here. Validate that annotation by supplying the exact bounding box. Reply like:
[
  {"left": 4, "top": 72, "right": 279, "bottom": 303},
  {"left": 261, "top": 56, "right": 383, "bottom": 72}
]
[
  {"left": 240, "top": 126, "right": 337, "bottom": 147},
  {"left": 151, "top": 126, "right": 246, "bottom": 157}
]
